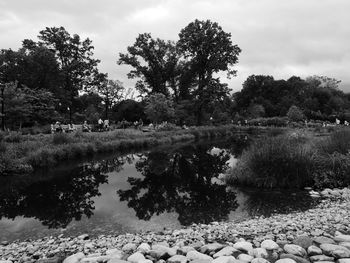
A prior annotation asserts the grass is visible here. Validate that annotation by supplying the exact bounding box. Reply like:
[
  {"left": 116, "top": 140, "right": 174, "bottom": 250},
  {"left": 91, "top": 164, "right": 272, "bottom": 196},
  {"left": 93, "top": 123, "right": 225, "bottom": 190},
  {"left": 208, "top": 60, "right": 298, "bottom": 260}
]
[
  {"left": 0, "top": 124, "right": 266, "bottom": 176},
  {"left": 225, "top": 128, "right": 350, "bottom": 189}
]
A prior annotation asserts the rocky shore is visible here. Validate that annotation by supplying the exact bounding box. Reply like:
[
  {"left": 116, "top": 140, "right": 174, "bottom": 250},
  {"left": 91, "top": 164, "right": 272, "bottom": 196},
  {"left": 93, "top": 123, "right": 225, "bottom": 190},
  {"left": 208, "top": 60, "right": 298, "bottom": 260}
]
[{"left": 1, "top": 188, "right": 350, "bottom": 263}]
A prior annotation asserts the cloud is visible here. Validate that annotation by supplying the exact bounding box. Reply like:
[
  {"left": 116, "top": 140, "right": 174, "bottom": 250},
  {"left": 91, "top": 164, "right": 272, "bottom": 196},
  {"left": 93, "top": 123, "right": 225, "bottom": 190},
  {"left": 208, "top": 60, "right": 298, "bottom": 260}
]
[{"left": 0, "top": 0, "right": 350, "bottom": 92}]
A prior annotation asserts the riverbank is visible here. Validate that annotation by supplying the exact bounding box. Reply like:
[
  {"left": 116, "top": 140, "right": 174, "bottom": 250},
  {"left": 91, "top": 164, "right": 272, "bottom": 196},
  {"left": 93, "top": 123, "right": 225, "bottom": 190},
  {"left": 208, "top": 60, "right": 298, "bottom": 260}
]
[
  {"left": 0, "top": 125, "right": 284, "bottom": 176},
  {"left": 1, "top": 188, "right": 350, "bottom": 263}
]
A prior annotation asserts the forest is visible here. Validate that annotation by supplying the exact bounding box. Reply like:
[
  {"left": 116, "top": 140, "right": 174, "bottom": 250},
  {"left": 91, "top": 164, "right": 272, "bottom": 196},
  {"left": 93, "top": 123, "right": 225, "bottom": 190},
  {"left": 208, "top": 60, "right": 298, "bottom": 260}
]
[{"left": 1, "top": 19, "right": 349, "bottom": 131}]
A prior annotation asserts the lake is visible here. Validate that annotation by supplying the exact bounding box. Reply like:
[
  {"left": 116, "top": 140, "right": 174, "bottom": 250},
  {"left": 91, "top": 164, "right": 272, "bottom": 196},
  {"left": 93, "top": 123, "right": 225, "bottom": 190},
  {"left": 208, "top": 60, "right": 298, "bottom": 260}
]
[{"left": 0, "top": 134, "right": 318, "bottom": 242}]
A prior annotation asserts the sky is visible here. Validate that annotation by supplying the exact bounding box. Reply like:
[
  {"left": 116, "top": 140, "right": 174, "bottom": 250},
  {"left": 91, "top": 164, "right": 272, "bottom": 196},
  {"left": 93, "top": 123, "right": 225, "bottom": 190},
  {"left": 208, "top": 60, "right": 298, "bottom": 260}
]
[{"left": 1, "top": 0, "right": 350, "bottom": 93}]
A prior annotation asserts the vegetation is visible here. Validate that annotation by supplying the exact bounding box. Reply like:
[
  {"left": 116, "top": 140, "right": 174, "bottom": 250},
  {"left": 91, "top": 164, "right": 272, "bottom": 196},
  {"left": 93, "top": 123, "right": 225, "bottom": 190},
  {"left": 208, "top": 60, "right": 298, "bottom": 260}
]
[{"left": 225, "top": 129, "right": 350, "bottom": 189}]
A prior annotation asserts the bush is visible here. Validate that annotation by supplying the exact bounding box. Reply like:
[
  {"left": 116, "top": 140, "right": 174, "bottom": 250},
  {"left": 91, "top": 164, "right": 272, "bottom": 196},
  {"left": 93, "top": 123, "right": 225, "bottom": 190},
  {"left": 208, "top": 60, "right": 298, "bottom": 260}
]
[
  {"left": 226, "top": 134, "right": 315, "bottom": 188},
  {"left": 52, "top": 133, "right": 72, "bottom": 145},
  {"left": 4, "top": 132, "right": 23, "bottom": 143},
  {"left": 316, "top": 129, "right": 350, "bottom": 155},
  {"left": 287, "top": 105, "right": 305, "bottom": 122}
]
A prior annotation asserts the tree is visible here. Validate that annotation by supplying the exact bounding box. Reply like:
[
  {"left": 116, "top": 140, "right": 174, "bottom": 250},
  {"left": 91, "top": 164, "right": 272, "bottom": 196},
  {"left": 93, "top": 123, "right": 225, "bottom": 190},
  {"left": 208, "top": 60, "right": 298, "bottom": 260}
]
[
  {"left": 287, "top": 105, "right": 305, "bottom": 122},
  {"left": 144, "top": 93, "right": 174, "bottom": 123},
  {"left": 98, "top": 79, "right": 125, "bottom": 120},
  {"left": 32, "top": 26, "right": 104, "bottom": 115},
  {"left": 177, "top": 19, "right": 241, "bottom": 125},
  {"left": 118, "top": 33, "right": 179, "bottom": 97}
]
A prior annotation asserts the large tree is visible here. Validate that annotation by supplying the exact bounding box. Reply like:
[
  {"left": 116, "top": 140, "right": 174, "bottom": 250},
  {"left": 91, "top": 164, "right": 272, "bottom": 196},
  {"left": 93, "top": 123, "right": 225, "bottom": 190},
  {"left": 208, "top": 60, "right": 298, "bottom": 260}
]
[
  {"left": 98, "top": 79, "right": 125, "bottom": 120},
  {"left": 118, "top": 33, "right": 179, "bottom": 97},
  {"left": 177, "top": 19, "right": 241, "bottom": 125}
]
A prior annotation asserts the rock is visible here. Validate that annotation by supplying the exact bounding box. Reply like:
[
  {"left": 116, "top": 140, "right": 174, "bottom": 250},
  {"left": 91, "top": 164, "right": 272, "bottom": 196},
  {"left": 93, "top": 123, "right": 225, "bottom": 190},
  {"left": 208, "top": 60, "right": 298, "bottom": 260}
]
[
  {"left": 108, "top": 260, "right": 129, "bottom": 263},
  {"left": 81, "top": 256, "right": 110, "bottom": 263},
  {"left": 191, "top": 260, "right": 212, "bottom": 263},
  {"left": 201, "top": 243, "right": 226, "bottom": 254},
  {"left": 122, "top": 243, "right": 137, "bottom": 252},
  {"left": 37, "top": 257, "right": 62, "bottom": 263},
  {"left": 334, "top": 235, "right": 350, "bottom": 243},
  {"left": 78, "top": 234, "right": 90, "bottom": 240},
  {"left": 261, "top": 240, "right": 279, "bottom": 251},
  {"left": 63, "top": 252, "right": 85, "bottom": 263},
  {"left": 138, "top": 260, "right": 152, "bottom": 263},
  {"left": 213, "top": 247, "right": 239, "bottom": 258},
  {"left": 284, "top": 244, "right": 307, "bottom": 257},
  {"left": 251, "top": 248, "right": 268, "bottom": 259},
  {"left": 127, "top": 252, "right": 145, "bottom": 263},
  {"left": 308, "top": 246, "right": 323, "bottom": 256},
  {"left": 320, "top": 244, "right": 350, "bottom": 258},
  {"left": 0, "top": 261, "right": 13, "bottom": 263},
  {"left": 251, "top": 259, "right": 270, "bottom": 263},
  {"left": 167, "top": 255, "right": 188, "bottom": 263},
  {"left": 190, "top": 241, "right": 205, "bottom": 250},
  {"left": 186, "top": 250, "right": 213, "bottom": 261},
  {"left": 275, "top": 259, "right": 297, "bottom": 263},
  {"left": 137, "top": 243, "right": 151, "bottom": 254},
  {"left": 339, "top": 243, "right": 350, "bottom": 250},
  {"left": 313, "top": 237, "right": 336, "bottom": 245},
  {"left": 233, "top": 242, "right": 253, "bottom": 253},
  {"left": 149, "top": 245, "right": 176, "bottom": 259},
  {"left": 293, "top": 236, "right": 313, "bottom": 250},
  {"left": 177, "top": 246, "right": 195, "bottom": 256},
  {"left": 106, "top": 249, "right": 123, "bottom": 259},
  {"left": 338, "top": 259, "right": 350, "bottom": 263},
  {"left": 309, "top": 255, "right": 334, "bottom": 262},
  {"left": 280, "top": 254, "right": 310, "bottom": 263},
  {"left": 237, "top": 254, "right": 254, "bottom": 262},
  {"left": 212, "top": 256, "right": 236, "bottom": 263}
]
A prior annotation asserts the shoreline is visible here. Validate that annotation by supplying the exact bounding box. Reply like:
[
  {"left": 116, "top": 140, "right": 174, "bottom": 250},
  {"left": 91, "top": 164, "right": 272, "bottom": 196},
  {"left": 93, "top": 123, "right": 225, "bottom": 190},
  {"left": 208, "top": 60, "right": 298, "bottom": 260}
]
[{"left": 1, "top": 188, "right": 350, "bottom": 263}]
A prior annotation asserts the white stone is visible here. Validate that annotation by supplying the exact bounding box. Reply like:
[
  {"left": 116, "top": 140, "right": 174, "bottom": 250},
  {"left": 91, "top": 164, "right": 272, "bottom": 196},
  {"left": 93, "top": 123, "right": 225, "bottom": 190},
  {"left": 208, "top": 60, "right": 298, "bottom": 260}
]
[
  {"left": 63, "top": 252, "right": 85, "bottom": 263},
  {"left": 251, "top": 259, "right": 270, "bottom": 263},
  {"left": 283, "top": 244, "right": 307, "bottom": 257},
  {"left": 167, "top": 255, "right": 188, "bottom": 263},
  {"left": 261, "top": 240, "right": 279, "bottom": 250},
  {"left": 186, "top": 250, "right": 213, "bottom": 261},
  {"left": 275, "top": 259, "right": 296, "bottom": 263},
  {"left": 252, "top": 248, "right": 268, "bottom": 259},
  {"left": 137, "top": 243, "right": 151, "bottom": 253},
  {"left": 127, "top": 252, "right": 145, "bottom": 263},
  {"left": 212, "top": 256, "right": 236, "bottom": 263},
  {"left": 213, "top": 247, "right": 238, "bottom": 258},
  {"left": 237, "top": 254, "right": 254, "bottom": 262},
  {"left": 233, "top": 242, "right": 253, "bottom": 253}
]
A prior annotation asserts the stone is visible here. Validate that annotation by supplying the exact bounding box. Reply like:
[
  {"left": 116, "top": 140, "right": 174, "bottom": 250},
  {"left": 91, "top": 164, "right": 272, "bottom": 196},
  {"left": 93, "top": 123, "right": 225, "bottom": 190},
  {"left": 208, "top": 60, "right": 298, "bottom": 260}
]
[
  {"left": 108, "top": 260, "right": 129, "bottom": 263},
  {"left": 78, "top": 234, "right": 90, "bottom": 240},
  {"left": 284, "top": 245, "right": 307, "bottom": 257},
  {"left": 63, "top": 252, "right": 85, "bottom": 263},
  {"left": 190, "top": 241, "right": 205, "bottom": 250},
  {"left": 338, "top": 259, "right": 350, "bottom": 263},
  {"left": 122, "top": 243, "right": 137, "bottom": 252},
  {"left": 214, "top": 247, "right": 239, "bottom": 258},
  {"left": 233, "top": 242, "right": 253, "bottom": 253},
  {"left": 339, "top": 243, "right": 350, "bottom": 250},
  {"left": 275, "top": 259, "right": 297, "bottom": 263},
  {"left": 137, "top": 243, "right": 151, "bottom": 254},
  {"left": 212, "top": 256, "right": 237, "bottom": 263},
  {"left": 191, "top": 260, "right": 212, "bottom": 263},
  {"left": 307, "top": 246, "right": 323, "bottom": 256},
  {"left": 280, "top": 254, "right": 310, "bottom": 263},
  {"left": 149, "top": 245, "right": 176, "bottom": 259},
  {"left": 37, "top": 257, "right": 62, "bottom": 263},
  {"left": 313, "top": 237, "right": 336, "bottom": 245},
  {"left": 309, "top": 255, "right": 334, "bottom": 262},
  {"left": 81, "top": 256, "right": 110, "bottom": 263},
  {"left": 251, "top": 259, "right": 270, "bottom": 263},
  {"left": 320, "top": 244, "right": 350, "bottom": 258},
  {"left": 237, "top": 254, "right": 254, "bottom": 262},
  {"left": 177, "top": 246, "right": 195, "bottom": 256},
  {"left": 293, "top": 236, "right": 313, "bottom": 250},
  {"left": 167, "top": 255, "right": 188, "bottom": 263},
  {"left": 138, "top": 260, "right": 152, "bottom": 263},
  {"left": 186, "top": 250, "right": 213, "bottom": 261},
  {"left": 261, "top": 240, "right": 279, "bottom": 251},
  {"left": 335, "top": 235, "right": 350, "bottom": 243},
  {"left": 106, "top": 249, "right": 123, "bottom": 259},
  {"left": 127, "top": 252, "right": 145, "bottom": 263},
  {"left": 201, "top": 243, "right": 226, "bottom": 254},
  {"left": 251, "top": 248, "right": 268, "bottom": 259}
]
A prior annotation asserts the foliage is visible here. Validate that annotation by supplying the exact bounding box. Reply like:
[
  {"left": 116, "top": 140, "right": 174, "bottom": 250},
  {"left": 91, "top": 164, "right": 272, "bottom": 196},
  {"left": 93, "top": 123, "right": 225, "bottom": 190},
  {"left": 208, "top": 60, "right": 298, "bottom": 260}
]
[
  {"left": 144, "top": 93, "right": 175, "bottom": 123},
  {"left": 287, "top": 105, "right": 305, "bottom": 121},
  {"left": 97, "top": 79, "right": 125, "bottom": 119},
  {"left": 316, "top": 128, "right": 350, "bottom": 155}
]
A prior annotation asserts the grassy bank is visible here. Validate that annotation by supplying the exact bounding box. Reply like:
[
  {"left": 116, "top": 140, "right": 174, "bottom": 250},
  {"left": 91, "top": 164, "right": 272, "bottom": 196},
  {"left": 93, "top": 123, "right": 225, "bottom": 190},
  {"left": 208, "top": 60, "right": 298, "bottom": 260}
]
[
  {"left": 225, "top": 129, "right": 350, "bottom": 189},
  {"left": 0, "top": 125, "right": 273, "bottom": 176}
]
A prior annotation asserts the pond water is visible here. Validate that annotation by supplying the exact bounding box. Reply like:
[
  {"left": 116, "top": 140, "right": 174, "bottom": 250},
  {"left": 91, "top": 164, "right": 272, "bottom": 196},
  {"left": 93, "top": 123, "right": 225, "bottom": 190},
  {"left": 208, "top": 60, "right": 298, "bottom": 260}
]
[{"left": 0, "top": 134, "right": 318, "bottom": 242}]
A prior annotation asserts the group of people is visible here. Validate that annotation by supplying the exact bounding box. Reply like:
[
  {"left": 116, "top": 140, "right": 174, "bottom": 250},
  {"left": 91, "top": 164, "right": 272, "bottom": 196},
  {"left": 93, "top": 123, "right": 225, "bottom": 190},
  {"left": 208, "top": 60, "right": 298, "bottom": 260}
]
[{"left": 97, "top": 118, "right": 109, "bottom": 131}]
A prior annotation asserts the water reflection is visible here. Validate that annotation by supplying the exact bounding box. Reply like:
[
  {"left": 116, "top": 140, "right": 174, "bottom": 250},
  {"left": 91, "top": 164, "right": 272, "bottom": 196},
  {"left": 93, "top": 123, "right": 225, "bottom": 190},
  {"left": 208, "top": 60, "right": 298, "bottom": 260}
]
[
  {"left": 0, "top": 162, "right": 108, "bottom": 228},
  {"left": 118, "top": 144, "right": 239, "bottom": 225}
]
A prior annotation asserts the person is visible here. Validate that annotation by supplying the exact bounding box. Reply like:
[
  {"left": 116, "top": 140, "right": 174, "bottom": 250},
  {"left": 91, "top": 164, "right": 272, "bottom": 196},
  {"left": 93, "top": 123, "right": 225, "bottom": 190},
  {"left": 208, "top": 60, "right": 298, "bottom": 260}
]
[
  {"left": 104, "top": 119, "right": 109, "bottom": 131},
  {"left": 138, "top": 118, "right": 143, "bottom": 130},
  {"left": 55, "top": 121, "right": 63, "bottom": 133},
  {"left": 51, "top": 124, "right": 55, "bottom": 134},
  {"left": 336, "top": 118, "right": 340, "bottom": 125},
  {"left": 98, "top": 118, "right": 103, "bottom": 131},
  {"left": 82, "top": 121, "right": 90, "bottom": 132}
]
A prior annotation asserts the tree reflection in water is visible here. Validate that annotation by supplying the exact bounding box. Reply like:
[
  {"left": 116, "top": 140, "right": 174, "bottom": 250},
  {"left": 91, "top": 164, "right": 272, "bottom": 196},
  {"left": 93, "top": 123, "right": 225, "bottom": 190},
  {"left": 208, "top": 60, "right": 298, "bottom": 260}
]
[
  {"left": 118, "top": 144, "right": 239, "bottom": 225},
  {"left": 0, "top": 156, "right": 130, "bottom": 228}
]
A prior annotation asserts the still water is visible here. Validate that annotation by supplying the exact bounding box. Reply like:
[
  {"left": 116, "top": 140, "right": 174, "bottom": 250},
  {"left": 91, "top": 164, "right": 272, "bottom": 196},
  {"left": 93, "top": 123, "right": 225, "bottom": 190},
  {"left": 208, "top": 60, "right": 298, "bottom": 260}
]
[{"left": 0, "top": 135, "right": 318, "bottom": 242}]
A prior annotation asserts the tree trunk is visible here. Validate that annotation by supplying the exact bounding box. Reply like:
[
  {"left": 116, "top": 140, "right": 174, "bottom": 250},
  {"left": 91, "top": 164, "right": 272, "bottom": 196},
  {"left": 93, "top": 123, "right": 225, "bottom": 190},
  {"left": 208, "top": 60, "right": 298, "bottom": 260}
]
[{"left": 1, "top": 85, "right": 4, "bottom": 131}]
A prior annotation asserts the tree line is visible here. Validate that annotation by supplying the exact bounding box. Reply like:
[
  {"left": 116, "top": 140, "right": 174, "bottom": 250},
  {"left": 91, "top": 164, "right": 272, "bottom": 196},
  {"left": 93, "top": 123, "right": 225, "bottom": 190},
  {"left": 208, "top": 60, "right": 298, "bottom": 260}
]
[{"left": 1, "top": 19, "right": 349, "bottom": 131}]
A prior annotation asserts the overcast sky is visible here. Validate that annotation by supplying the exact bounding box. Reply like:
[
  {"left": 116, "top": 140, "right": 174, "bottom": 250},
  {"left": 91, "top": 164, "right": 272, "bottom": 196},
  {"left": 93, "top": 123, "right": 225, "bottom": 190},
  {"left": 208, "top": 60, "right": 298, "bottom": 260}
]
[{"left": 1, "top": 0, "right": 349, "bottom": 92}]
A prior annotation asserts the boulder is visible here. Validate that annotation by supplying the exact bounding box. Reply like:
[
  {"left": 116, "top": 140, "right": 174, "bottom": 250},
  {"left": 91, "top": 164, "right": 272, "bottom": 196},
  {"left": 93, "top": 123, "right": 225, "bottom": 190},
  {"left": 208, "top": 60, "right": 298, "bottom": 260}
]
[
  {"left": 122, "top": 243, "right": 137, "bottom": 252},
  {"left": 63, "top": 252, "right": 85, "bottom": 263},
  {"left": 149, "top": 245, "right": 176, "bottom": 259},
  {"left": 284, "top": 245, "right": 307, "bottom": 257},
  {"left": 137, "top": 243, "right": 151, "bottom": 254},
  {"left": 212, "top": 256, "right": 237, "bottom": 263},
  {"left": 309, "top": 255, "right": 334, "bottom": 262},
  {"left": 108, "top": 260, "right": 129, "bottom": 263},
  {"left": 307, "top": 246, "right": 323, "bottom": 256},
  {"left": 338, "top": 259, "right": 350, "bottom": 263},
  {"left": 293, "top": 236, "right": 313, "bottom": 250},
  {"left": 280, "top": 254, "right": 310, "bottom": 263},
  {"left": 251, "top": 259, "right": 270, "bottom": 263},
  {"left": 335, "top": 235, "right": 350, "bottom": 243},
  {"left": 237, "top": 254, "right": 254, "bottom": 262},
  {"left": 127, "top": 252, "right": 146, "bottom": 263},
  {"left": 233, "top": 242, "right": 253, "bottom": 253},
  {"left": 261, "top": 240, "right": 279, "bottom": 251},
  {"left": 313, "top": 237, "right": 336, "bottom": 245},
  {"left": 186, "top": 250, "right": 213, "bottom": 261},
  {"left": 214, "top": 247, "right": 239, "bottom": 258},
  {"left": 320, "top": 244, "right": 350, "bottom": 258},
  {"left": 167, "top": 255, "right": 188, "bottom": 263},
  {"left": 201, "top": 243, "right": 226, "bottom": 254},
  {"left": 177, "top": 246, "right": 195, "bottom": 256},
  {"left": 275, "top": 259, "right": 297, "bottom": 263},
  {"left": 251, "top": 248, "right": 268, "bottom": 259}
]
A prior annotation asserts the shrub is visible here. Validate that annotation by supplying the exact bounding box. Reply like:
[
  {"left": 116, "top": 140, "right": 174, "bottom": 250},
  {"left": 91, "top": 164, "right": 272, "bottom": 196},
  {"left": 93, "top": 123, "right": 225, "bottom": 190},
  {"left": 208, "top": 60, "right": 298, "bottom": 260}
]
[
  {"left": 287, "top": 105, "right": 305, "bottom": 122},
  {"left": 316, "top": 129, "right": 350, "bottom": 155},
  {"left": 226, "top": 134, "right": 315, "bottom": 188},
  {"left": 4, "top": 132, "right": 22, "bottom": 143},
  {"left": 52, "top": 133, "right": 72, "bottom": 145}
]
